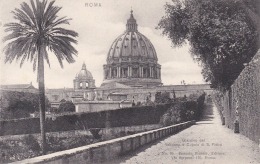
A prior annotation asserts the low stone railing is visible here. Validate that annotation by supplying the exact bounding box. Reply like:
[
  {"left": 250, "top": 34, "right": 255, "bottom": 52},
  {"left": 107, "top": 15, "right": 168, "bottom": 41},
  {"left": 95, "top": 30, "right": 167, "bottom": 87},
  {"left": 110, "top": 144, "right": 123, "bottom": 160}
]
[{"left": 12, "top": 121, "right": 195, "bottom": 164}]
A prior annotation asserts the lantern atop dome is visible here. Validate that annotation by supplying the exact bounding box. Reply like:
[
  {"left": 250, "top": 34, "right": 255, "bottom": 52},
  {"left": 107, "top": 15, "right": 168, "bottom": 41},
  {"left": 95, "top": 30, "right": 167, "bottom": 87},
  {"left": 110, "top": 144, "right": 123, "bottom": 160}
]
[{"left": 126, "top": 9, "right": 138, "bottom": 32}]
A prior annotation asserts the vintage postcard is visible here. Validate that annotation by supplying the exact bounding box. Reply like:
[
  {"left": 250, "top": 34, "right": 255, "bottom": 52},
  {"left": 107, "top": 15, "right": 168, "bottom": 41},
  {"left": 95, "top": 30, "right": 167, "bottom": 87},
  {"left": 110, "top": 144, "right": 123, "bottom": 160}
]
[{"left": 0, "top": 0, "right": 259, "bottom": 163}]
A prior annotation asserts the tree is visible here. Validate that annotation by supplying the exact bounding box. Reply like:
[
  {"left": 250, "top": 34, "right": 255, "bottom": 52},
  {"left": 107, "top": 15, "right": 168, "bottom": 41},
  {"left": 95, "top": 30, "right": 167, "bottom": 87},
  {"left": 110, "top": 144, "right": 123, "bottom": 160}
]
[
  {"left": 58, "top": 101, "right": 75, "bottom": 113},
  {"left": 239, "top": 0, "right": 260, "bottom": 35},
  {"left": 158, "top": 0, "right": 259, "bottom": 91},
  {"left": 155, "top": 91, "right": 173, "bottom": 104},
  {"left": 0, "top": 91, "right": 50, "bottom": 119},
  {"left": 3, "top": 0, "right": 78, "bottom": 154}
]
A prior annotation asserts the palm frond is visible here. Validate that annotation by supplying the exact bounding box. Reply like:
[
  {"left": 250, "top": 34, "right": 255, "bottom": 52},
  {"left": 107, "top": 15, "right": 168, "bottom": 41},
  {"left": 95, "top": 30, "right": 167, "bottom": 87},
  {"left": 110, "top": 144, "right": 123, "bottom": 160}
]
[
  {"left": 50, "top": 28, "right": 78, "bottom": 37},
  {"left": 19, "top": 2, "right": 37, "bottom": 28},
  {"left": 46, "top": 17, "right": 70, "bottom": 30},
  {"left": 3, "top": 32, "right": 23, "bottom": 42},
  {"left": 42, "top": 0, "right": 57, "bottom": 27},
  {"left": 51, "top": 36, "right": 77, "bottom": 54},
  {"left": 44, "top": 5, "right": 62, "bottom": 29},
  {"left": 4, "top": 36, "right": 35, "bottom": 64},
  {"left": 3, "top": 0, "right": 78, "bottom": 71},
  {"left": 4, "top": 23, "right": 28, "bottom": 33}
]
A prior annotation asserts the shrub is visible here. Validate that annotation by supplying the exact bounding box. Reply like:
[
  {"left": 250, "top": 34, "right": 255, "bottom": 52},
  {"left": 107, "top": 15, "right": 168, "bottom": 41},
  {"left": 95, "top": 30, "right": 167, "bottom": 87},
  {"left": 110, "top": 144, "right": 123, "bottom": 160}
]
[
  {"left": 46, "top": 134, "right": 94, "bottom": 152},
  {"left": 160, "top": 103, "right": 182, "bottom": 126},
  {"left": 1, "top": 104, "right": 171, "bottom": 136},
  {"left": 23, "top": 134, "right": 41, "bottom": 152},
  {"left": 160, "top": 93, "right": 206, "bottom": 126},
  {"left": 63, "top": 135, "right": 93, "bottom": 149},
  {"left": 0, "top": 90, "right": 50, "bottom": 119},
  {"left": 58, "top": 101, "right": 75, "bottom": 113},
  {"left": 160, "top": 112, "right": 172, "bottom": 126},
  {"left": 49, "top": 107, "right": 59, "bottom": 113},
  {"left": 154, "top": 91, "right": 173, "bottom": 104},
  {"left": 46, "top": 135, "right": 64, "bottom": 152},
  {"left": 0, "top": 141, "right": 10, "bottom": 163}
]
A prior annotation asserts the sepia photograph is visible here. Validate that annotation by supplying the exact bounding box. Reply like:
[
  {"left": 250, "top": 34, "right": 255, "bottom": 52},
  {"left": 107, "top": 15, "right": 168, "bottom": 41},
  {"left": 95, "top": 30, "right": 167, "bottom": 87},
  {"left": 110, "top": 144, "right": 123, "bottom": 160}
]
[{"left": 0, "top": 0, "right": 259, "bottom": 163}]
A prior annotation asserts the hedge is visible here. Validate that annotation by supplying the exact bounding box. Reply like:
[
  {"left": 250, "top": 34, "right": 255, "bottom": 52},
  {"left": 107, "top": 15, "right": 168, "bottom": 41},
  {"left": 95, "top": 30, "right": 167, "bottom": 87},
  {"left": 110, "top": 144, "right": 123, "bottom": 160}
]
[
  {"left": 0, "top": 104, "right": 171, "bottom": 136},
  {"left": 160, "top": 93, "right": 206, "bottom": 126}
]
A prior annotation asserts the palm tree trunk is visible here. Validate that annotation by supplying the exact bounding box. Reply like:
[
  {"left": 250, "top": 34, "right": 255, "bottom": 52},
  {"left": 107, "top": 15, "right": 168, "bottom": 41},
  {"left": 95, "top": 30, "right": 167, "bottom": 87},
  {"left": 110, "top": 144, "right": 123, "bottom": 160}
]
[{"left": 38, "top": 46, "right": 46, "bottom": 155}]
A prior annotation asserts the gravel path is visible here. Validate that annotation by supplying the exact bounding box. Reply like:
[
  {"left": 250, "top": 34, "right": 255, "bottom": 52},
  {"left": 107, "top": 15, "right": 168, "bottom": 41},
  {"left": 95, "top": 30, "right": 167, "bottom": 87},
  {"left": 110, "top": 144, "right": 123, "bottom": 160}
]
[{"left": 110, "top": 103, "right": 260, "bottom": 164}]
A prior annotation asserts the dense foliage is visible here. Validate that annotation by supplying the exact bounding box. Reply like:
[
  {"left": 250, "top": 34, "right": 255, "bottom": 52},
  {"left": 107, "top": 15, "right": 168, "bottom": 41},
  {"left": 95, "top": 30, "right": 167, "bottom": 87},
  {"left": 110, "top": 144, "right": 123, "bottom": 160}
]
[
  {"left": 58, "top": 101, "right": 75, "bottom": 113},
  {"left": 0, "top": 133, "right": 94, "bottom": 163},
  {"left": 158, "top": 0, "right": 260, "bottom": 90},
  {"left": 0, "top": 104, "right": 171, "bottom": 136},
  {"left": 0, "top": 91, "right": 50, "bottom": 119},
  {"left": 154, "top": 91, "right": 174, "bottom": 104},
  {"left": 160, "top": 93, "right": 206, "bottom": 126},
  {"left": 0, "top": 135, "right": 41, "bottom": 163}
]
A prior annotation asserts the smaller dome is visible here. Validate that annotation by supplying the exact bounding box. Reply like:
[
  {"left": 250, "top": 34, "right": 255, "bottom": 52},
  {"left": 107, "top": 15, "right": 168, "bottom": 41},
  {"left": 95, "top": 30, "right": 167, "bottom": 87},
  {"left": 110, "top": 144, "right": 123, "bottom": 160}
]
[{"left": 76, "top": 63, "right": 93, "bottom": 79}]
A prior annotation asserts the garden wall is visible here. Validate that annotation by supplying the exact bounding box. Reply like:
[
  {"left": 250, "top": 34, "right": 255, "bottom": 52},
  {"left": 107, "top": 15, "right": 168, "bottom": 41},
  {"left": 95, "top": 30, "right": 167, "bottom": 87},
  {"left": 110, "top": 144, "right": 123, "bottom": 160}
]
[
  {"left": 216, "top": 50, "right": 260, "bottom": 144},
  {"left": 10, "top": 121, "right": 195, "bottom": 164}
]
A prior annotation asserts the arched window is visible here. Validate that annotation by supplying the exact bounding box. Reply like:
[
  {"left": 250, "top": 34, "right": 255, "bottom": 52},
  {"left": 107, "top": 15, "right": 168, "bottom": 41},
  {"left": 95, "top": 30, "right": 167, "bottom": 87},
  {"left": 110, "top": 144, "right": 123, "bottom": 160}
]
[{"left": 79, "top": 82, "right": 83, "bottom": 89}]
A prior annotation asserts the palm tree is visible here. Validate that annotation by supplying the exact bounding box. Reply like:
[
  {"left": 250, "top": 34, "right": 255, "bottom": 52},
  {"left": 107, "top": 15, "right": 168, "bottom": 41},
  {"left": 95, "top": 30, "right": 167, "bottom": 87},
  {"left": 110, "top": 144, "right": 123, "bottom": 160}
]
[{"left": 3, "top": 0, "right": 78, "bottom": 154}]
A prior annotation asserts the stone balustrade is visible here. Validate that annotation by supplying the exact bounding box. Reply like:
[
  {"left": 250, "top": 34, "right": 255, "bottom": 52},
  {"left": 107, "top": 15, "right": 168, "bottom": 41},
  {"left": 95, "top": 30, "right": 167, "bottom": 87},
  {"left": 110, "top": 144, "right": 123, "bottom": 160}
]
[{"left": 11, "top": 121, "right": 195, "bottom": 164}]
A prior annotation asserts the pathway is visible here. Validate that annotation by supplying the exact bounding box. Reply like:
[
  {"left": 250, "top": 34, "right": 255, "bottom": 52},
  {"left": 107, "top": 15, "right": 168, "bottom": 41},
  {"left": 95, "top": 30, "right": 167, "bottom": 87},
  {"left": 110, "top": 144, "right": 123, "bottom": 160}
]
[{"left": 109, "top": 103, "right": 260, "bottom": 164}]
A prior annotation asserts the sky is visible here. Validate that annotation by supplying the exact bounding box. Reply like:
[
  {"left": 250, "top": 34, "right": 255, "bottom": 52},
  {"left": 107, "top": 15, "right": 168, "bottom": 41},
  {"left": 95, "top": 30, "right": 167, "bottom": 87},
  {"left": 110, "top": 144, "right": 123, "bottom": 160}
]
[{"left": 0, "top": 0, "right": 205, "bottom": 89}]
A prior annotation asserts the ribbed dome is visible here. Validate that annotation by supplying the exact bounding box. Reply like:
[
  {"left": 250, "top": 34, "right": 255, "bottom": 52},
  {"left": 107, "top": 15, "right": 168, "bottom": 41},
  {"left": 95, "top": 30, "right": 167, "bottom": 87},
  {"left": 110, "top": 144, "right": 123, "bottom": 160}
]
[
  {"left": 102, "top": 10, "right": 162, "bottom": 87},
  {"left": 107, "top": 32, "right": 158, "bottom": 61},
  {"left": 76, "top": 63, "right": 93, "bottom": 80},
  {"left": 107, "top": 10, "right": 158, "bottom": 62}
]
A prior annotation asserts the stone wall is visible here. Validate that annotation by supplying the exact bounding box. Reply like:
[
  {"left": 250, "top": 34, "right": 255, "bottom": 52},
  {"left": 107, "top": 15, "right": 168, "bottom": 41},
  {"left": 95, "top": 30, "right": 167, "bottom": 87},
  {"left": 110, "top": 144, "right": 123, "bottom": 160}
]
[
  {"left": 97, "top": 84, "right": 212, "bottom": 103},
  {"left": 45, "top": 84, "right": 212, "bottom": 104},
  {"left": 75, "top": 101, "right": 132, "bottom": 113},
  {"left": 10, "top": 121, "right": 194, "bottom": 164},
  {"left": 221, "top": 50, "right": 260, "bottom": 144}
]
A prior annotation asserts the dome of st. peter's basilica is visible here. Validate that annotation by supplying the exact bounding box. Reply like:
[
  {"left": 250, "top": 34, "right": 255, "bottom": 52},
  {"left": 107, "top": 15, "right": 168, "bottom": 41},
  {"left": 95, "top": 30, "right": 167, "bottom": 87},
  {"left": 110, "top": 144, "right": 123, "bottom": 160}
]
[{"left": 102, "top": 10, "right": 162, "bottom": 87}]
